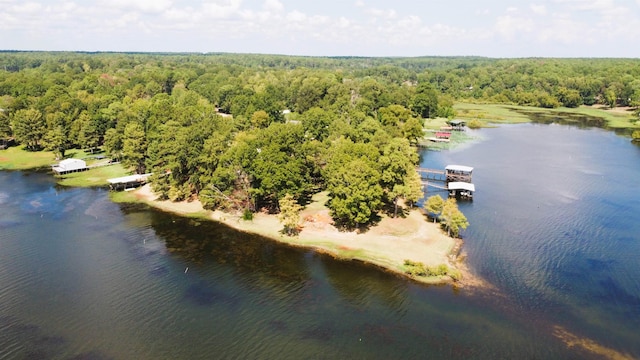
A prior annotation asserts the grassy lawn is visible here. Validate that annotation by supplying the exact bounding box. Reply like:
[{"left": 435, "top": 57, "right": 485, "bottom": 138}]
[
  {"left": 454, "top": 103, "right": 537, "bottom": 124},
  {"left": 418, "top": 130, "right": 477, "bottom": 151},
  {"left": 0, "top": 145, "right": 130, "bottom": 187},
  {"left": 0, "top": 146, "right": 58, "bottom": 170},
  {"left": 109, "top": 189, "right": 139, "bottom": 203},
  {"left": 56, "top": 163, "right": 130, "bottom": 187},
  {"left": 454, "top": 102, "right": 639, "bottom": 129},
  {"left": 559, "top": 106, "right": 639, "bottom": 128},
  {"left": 422, "top": 117, "right": 456, "bottom": 130}
]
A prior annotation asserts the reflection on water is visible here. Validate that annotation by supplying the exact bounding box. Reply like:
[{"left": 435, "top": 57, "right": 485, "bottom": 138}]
[
  {"left": 422, "top": 123, "right": 640, "bottom": 358},
  {"left": 1, "top": 120, "right": 639, "bottom": 359},
  {"left": 514, "top": 107, "right": 638, "bottom": 137}
]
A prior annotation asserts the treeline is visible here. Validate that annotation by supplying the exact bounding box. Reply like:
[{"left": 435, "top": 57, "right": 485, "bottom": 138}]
[
  {"left": 1, "top": 52, "right": 638, "bottom": 228},
  {"left": 0, "top": 52, "right": 437, "bottom": 229}
]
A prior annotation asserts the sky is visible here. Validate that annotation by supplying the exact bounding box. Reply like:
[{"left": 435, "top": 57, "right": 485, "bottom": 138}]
[{"left": 1, "top": 0, "right": 639, "bottom": 58}]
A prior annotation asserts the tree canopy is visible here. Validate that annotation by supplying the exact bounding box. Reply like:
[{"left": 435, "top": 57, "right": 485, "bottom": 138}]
[{"left": 1, "top": 51, "right": 638, "bottom": 228}]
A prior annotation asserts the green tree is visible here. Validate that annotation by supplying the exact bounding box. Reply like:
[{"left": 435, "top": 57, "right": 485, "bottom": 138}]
[
  {"left": 208, "top": 131, "right": 258, "bottom": 211},
  {"left": 147, "top": 120, "right": 182, "bottom": 200},
  {"left": 77, "top": 112, "right": 101, "bottom": 153},
  {"left": 401, "top": 117, "right": 424, "bottom": 144},
  {"left": 440, "top": 198, "right": 469, "bottom": 237},
  {"left": 556, "top": 87, "right": 582, "bottom": 108},
  {"left": 103, "top": 128, "right": 122, "bottom": 161},
  {"left": 43, "top": 125, "right": 67, "bottom": 159},
  {"left": 412, "top": 83, "right": 439, "bottom": 119},
  {"left": 250, "top": 123, "right": 311, "bottom": 209},
  {"left": 301, "top": 107, "right": 332, "bottom": 141},
  {"left": 403, "top": 171, "right": 425, "bottom": 208},
  {"left": 0, "top": 110, "right": 12, "bottom": 139},
  {"left": 604, "top": 89, "right": 616, "bottom": 109},
  {"left": 122, "top": 122, "right": 147, "bottom": 174},
  {"left": 278, "top": 193, "right": 302, "bottom": 236},
  {"left": 250, "top": 110, "right": 270, "bottom": 129},
  {"left": 424, "top": 195, "right": 445, "bottom": 222},
  {"left": 379, "top": 138, "right": 420, "bottom": 217},
  {"left": 327, "top": 158, "right": 383, "bottom": 229},
  {"left": 11, "top": 108, "right": 45, "bottom": 150}
]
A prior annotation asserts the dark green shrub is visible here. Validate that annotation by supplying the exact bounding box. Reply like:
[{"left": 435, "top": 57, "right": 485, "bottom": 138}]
[{"left": 242, "top": 208, "right": 254, "bottom": 221}]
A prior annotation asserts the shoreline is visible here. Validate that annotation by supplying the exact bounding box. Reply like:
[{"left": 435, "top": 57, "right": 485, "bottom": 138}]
[{"left": 128, "top": 184, "right": 485, "bottom": 288}]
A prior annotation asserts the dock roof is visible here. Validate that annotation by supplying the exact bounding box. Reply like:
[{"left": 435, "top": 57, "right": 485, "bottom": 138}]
[
  {"left": 107, "top": 173, "right": 152, "bottom": 184},
  {"left": 445, "top": 165, "right": 474, "bottom": 173},
  {"left": 448, "top": 182, "right": 476, "bottom": 192}
]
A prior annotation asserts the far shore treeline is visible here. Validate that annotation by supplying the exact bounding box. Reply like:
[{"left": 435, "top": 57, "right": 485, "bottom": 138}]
[{"left": 1, "top": 52, "right": 639, "bottom": 228}]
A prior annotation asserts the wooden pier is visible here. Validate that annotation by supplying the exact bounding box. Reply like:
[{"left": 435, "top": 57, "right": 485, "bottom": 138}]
[{"left": 416, "top": 168, "right": 446, "bottom": 181}]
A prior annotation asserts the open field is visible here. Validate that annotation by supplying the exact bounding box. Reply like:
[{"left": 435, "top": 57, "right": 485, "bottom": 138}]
[
  {"left": 454, "top": 103, "right": 533, "bottom": 124},
  {"left": 56, "top": 163, "right": 129, "bottom": 187},
  {"left": 454, "top": 102, "right": 639, "bottom": 129},
  {"left": 0, "top": 146, "right": 129, "bottom": 187},
  {"left": 0, "top": 146, "right": 57, "bottom": 170}
]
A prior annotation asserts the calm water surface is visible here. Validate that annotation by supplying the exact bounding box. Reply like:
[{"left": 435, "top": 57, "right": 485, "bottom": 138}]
[{"left": 1, "top": 122, "right": 639, "bottom": 359}]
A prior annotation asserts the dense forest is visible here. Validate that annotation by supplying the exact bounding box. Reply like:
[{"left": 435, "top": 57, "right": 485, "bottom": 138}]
[{"left": 1, "top": 52, "right": 639, "bottom": 228}]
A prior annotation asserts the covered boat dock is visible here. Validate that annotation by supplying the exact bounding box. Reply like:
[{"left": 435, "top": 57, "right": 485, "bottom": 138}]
[
  {"left": 445, "top": 165, "right": 473, "bottom": 182},
  {"left": 447, "top": 120, "right": 467, "bottom": 131},
  {"left": 107, "top": 173, "right": 152, "bottom": 191},
  {"left": 448, "top": 182, "right": 475, "bottom": 199},
  {"left": 419, "top": 164, "right": 476, "bottom": 200}
]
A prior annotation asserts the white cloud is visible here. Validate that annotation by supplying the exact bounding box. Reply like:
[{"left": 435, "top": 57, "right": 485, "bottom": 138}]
[
  {"left": 530, "top": 4, "right": 547, "bottom": 15},
  {"left": 495, "top": 14, "right": 534, "bottom": 41},
  {"left": 366, "top": 8, "right": 397, "bottom": 20},
  {"left": 202, "top": 0, "right": 242, "bottom": 19},
  {"left": 286, "top": 10, "right": 306, "bottom": 23},
  {"left": 536, "top": 14, "right": 585, "bottom": 43},
  {"left": 163, "top": 7, "right": 194, "bottom": 22},
  {"left": 0, "top": 0, "right": 639, "bottom": 57},
  {"left": 109, "top": 12, "right": 139, "bottom": 29},
  {"left": 10, "top": 2, "right": 43, "bottom": 13},
  {"left": 263, "top": 0, "right": 283, "bottom": 12},
  {"left": 552, "top": 0, "right": 613, "bottom": 11},
  {"left": 106, "top": 0, "right": 173, "bottom": 13}
]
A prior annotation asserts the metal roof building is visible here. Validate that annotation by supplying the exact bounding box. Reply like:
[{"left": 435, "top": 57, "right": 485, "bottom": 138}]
[{"left": 52, "top": 158, "right": 87, "bottom": 175}]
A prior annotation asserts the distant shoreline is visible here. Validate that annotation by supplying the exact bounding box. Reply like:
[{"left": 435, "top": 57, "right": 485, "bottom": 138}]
[{"left": 126, "top": 184, "right": 485, "bottom": 288}]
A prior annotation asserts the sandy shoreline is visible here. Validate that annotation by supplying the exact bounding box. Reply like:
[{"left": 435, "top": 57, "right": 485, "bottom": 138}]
[{"left": 131, "top": 184, "right": 483, "bottom": 287}]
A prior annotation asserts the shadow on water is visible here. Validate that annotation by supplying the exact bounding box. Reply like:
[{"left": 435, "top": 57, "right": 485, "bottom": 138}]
[
  {"left": 512, "top": 107, "right": 636, "bottom": 136},
  {"left": 0, "top": 316, "right": 111, "bottom": 360},
  {"left": 67, "top": 351, "right": 114, "bottom": 360},
  {"left": 597, "top": 277, "right": 640, "bottom": 312},
  {"left": 319, "top": 255, "right": 411, "bottom": 314},
  {"left": 183, "top": 280, "right": 241, "bottom": 309},
  {"left": 299, "top": 322, "right": 338, "bottom": 342},
  {"left": 127, "top": 205, "right": 317, "bottom": 300}
]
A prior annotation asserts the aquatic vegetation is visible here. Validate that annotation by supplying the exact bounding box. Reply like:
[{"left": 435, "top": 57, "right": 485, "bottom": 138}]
[{"left": 403, "top": 260, "right": 460, "bottom": 281}]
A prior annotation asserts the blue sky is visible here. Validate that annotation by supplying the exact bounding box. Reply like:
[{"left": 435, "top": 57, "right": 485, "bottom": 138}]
[{"left": 1, "top": 0, "right": 639, "bottom": 57}]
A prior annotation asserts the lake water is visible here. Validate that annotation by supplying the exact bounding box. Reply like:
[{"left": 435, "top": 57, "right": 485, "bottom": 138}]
[{"left": 1, "top": 122, "right": 639, "bottom": 359}]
